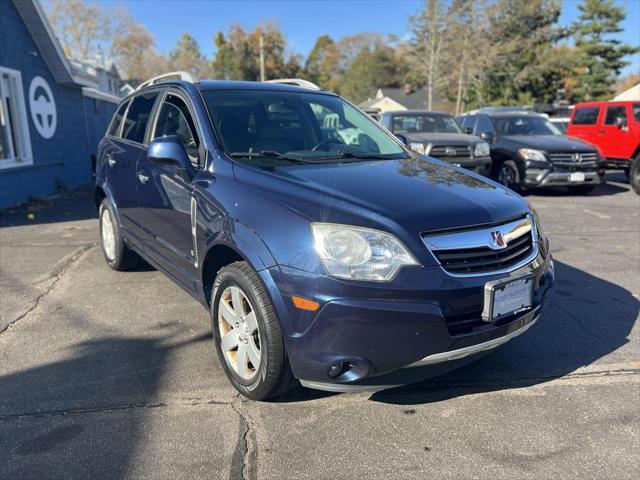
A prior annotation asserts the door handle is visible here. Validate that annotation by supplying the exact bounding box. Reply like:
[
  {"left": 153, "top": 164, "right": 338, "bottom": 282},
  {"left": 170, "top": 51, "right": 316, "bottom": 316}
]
[
  {"left": 137, "top": 173, "right": 150, "bottom": 184},
  {"left": 597, "top": 130, "right": 606, "bottom": 134},
  {"left": 106, "top": 155, "right": 116, "bottom": 167}
]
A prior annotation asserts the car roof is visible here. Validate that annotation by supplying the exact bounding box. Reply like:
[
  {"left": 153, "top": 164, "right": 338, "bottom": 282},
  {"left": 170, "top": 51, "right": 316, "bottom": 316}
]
[
  {"left": 386, "top": 109, "right": 451, "bottom": 116},
  {"left": 130, "top": 79, "right": 337, "bottom": 100},
  {"left": 574, "top": 100, "right": 637, "bottom": 108}
]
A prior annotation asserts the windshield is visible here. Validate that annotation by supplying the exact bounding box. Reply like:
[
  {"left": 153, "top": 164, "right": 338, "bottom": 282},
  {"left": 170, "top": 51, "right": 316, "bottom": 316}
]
[
  {"left": 392, "top": 114, "right": 461, "bottom": 134},
  {"left": 494, "top": 115, "right": 562, "bottom": 136},
  {"left": 201, "top": 89, "right": 407, "bottom": 164}
]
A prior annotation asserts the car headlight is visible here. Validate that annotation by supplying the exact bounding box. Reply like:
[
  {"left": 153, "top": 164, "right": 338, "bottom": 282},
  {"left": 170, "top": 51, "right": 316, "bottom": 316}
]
[
  {"left": 474, "top": 142, "right": 490, "bottom": 157},
  {"left": 311, "top": 223, "right": 419, "bottom": 281},
  {"left": 409, "top": 142, "right": 425, "bottom": 154},
  {"left": 518, "top": 148, "right": 547, "bottom": 162}
]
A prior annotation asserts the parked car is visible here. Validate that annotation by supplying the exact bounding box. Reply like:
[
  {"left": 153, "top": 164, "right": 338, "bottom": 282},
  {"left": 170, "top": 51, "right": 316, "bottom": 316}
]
[
  {"left": 457, "top": 111, "right": 605, "bottom": 193},
  {"left": 380, "top": 110, "right": 492, "bottom": 176},
  {"left": 95, "top": 73, "right": 554, "bottom": 400},
  {"left": 567, "top": 101, "right": 640, "bottom": 194}
]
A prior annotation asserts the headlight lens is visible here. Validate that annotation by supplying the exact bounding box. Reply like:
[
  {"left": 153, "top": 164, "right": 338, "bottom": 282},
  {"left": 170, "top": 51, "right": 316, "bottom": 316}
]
[
  {"left": 409, "top": 142, "right": 425, "bottom": 154},
  {"left": 518, "top": 148, "right": 547, "bottom": 162},
  {"left": 311, "top": 223, "right": 419, "bottom": 281},
  {"left": 474, "top": 142, "right": 490, "bottom": 157}
]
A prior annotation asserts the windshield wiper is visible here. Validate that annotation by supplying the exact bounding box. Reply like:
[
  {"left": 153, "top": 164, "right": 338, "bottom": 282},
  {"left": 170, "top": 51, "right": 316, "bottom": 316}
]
[
  {"left": 229, "top": 151, "right": 311, "bottom": 163},
  {"left": 316, "top": 152, "right": 395, "bottom": 161}
]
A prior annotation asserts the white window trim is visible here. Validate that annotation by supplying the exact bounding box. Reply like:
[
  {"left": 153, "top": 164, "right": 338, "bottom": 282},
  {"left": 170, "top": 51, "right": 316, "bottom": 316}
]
[{"left": 0, "top": 66, "right": 33, "bottom": 170}]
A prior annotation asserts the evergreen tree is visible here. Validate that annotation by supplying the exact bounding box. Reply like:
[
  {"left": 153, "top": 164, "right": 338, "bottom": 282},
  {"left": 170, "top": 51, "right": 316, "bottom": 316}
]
[
  {"left": 304, "top": 35, "right": 339, "bottom": 89},
  {"left": 169, "top": 33, "right": 211, "bottom": 78},
  {"left": 339, "top": 46, "right": 402, "bottom": 103},
  {"left": 571, "top": 0, "right": 638, "bottom": 101}
]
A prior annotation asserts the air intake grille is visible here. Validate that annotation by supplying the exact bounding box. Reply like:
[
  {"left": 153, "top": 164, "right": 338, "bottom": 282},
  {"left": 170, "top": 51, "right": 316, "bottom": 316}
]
[
  {"left": 548, "top": 152, "right": 599, "bottom": 166},
  {"left": 433, "top": 231, "right": 534, "bottom": 274},
  {"left": 429, "top": 145, "right": 472, "bottom": 159}
]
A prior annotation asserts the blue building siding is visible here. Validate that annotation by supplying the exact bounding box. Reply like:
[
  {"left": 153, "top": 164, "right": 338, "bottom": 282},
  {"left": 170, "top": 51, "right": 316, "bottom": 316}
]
[{"left": 0, "top": 0, "right": 116, "bottom": 208}]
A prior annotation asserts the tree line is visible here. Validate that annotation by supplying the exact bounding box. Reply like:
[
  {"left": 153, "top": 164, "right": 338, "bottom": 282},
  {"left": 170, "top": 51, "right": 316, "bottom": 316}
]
[{"left": 48, "top": 0, "right": 638, "bottom": 113}]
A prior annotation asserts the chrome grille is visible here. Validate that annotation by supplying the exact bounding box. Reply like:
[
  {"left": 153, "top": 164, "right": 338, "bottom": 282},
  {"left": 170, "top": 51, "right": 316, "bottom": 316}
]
[
  {"left": 422, "top": 215, "right": 538, "bottom": 276},
  {"left": 429, "top": 145, "right": 472, "bottom": 159},
  {"left": 548, "top": 152, "right": 599, "bottom": 166}
]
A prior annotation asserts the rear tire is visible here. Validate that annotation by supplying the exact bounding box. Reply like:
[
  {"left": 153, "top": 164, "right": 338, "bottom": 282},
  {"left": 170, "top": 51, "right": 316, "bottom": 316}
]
[
  {"left": 630, "top": 157, "right": 640, "bottom": 195},
  {"left": 211, "top": 261, "right": 295, "bottom": 400},
  {"left": 99, "top": 199, "right": 140, "bottom": 271}
]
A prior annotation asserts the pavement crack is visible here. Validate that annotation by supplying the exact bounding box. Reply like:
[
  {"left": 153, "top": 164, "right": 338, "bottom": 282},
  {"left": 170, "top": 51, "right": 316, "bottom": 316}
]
[
  {"left": 0, "top": 396, "right": 234, "bottom": 421},
  {"left": 0, "top": 243, "right": 94, "bottom": 335},
  {"left": 230, "top": 396, "right": 257, "bottom": 480}
]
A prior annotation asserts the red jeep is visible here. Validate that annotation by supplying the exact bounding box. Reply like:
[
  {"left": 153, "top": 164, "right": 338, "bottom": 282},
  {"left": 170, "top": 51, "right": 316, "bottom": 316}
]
[{"left": 567, "top": 101, "right": 640, "bottom": 194}]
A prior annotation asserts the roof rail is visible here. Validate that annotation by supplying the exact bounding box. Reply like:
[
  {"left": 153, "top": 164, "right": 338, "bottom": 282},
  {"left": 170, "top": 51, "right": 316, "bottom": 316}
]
[
  {"left": 263, "top": 78, "right": 321, "bottom": 90},
  {"left": 135, "top": 71, "right": 198, "bottom": 91}
]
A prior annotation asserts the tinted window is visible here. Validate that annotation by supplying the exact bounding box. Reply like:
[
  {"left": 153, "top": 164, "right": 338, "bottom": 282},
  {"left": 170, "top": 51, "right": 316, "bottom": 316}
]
[
  {"left": 494, "top": 115, "right": 561, "bottom": 136},
  {"left": 122, "top": 91, "right": 159, "bottom": 144},
  {"left": 461, "top": 115, "right": 477, "bottom": 132},
  {"left": 604, "top": 106, "right": 627, "bottom": 125},
  {"left": 633, "top": 103, "right": 640, "bottom": 122},
  {"left": 153, "top": 94, "right": 200, "bottom": 165},
  {"left": 476, "top": 115, "right": 494, "bottom": 135},
  {"left": 573, "top": 107, "right": 600, "bottom": 125},
  {"left": 391, "top": 114, "right": 461, "bottom": 134},
  {"left": 107, "top": 100, "right": 129, "bottom": 137},
  {"left": 202, "top": 89, "right": 406, "bottom": 164}
]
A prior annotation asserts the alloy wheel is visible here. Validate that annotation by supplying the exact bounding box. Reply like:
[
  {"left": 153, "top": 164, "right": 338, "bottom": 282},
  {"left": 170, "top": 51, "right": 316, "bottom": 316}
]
[
  {"left": 498, "top": 164, "right": 517, "bottom": 188},
  {"left": 100, "top": 208, "right": 116, "bottom": 261},
  {"left": 217, "top": 286, "right": 261, "bottom": 380}
]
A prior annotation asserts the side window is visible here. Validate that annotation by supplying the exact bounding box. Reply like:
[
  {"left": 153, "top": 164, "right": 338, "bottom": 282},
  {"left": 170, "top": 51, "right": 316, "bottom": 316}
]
[
  {"left": 633, "top": 103, "right": 640, "bottom": 122},
  {"left": 572, "top": 107, "right": 600, "bottom": 125},
  {"left": 153, "top": 93, "right": 201, "bottom": 165},
  {"left": 476, "top": 115, "right": 494, "bottom": 135},
  {"left": 604, "top": 106, "right": 627, "bottom": 125},
  {"left": 122, "top": 91, "right": 159, "bottom": 144},
  {"left": 462, "top": 115, "right": 477, "bottom": 133},
  {"left": 107, "top": 100, "right": 129, "bottom": 137}
]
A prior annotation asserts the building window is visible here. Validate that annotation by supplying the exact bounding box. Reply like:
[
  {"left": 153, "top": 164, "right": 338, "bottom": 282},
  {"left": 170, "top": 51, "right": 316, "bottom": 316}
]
[{"left": 0, "top": 66, "right": 32, "bottom": 169}]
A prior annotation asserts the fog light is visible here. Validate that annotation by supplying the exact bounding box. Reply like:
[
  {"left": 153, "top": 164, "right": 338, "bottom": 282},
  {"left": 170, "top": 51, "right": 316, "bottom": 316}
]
[{"left": 327, "top": 361, "right": 349, "bottom": 379}]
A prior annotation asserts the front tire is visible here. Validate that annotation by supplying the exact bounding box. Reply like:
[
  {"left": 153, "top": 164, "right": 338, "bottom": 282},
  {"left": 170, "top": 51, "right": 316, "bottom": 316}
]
[
  {"left": 99, "top": 199, "right": 140, "bottom": 271},
  {"left": 630, "top": 157, "right": 640, "bottom": 195},
  {"left": 494, "top": 160, "right": 521, "bottom": 192},
  {"left": 211, "top": 261, "right": 295, "bottom": 400}
]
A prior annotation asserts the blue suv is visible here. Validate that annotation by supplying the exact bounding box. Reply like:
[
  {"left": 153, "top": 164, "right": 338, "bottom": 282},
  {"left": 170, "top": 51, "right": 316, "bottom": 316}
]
[{"left": 95, "top": 75, "right": 554, "bottom": 400}]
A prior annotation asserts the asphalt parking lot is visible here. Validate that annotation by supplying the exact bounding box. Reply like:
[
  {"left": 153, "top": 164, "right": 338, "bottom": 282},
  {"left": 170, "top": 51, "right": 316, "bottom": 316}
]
[{"left": 1, "top": 172, "right": 639, "bottom": 479}]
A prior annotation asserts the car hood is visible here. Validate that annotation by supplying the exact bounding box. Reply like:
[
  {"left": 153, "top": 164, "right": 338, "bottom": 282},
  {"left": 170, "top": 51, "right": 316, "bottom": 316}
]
[
  {"left": 234, "top": 157, "right": 527, "bottom": 234},
  {"left": 403, "top": 132, "right": 479, "bottom": 144},
  {"left": 504, "top": 135, "right": 595, "bottom": 152}
]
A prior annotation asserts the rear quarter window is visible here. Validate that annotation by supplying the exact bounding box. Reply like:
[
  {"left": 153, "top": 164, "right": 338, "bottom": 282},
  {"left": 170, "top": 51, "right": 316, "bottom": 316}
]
[
  {"left": 572, "top": 106, "right": 600, "bottom": 125},
  {"left": 604, "top": 106, "right": 628, "bottom": 125},
  {"left": 632, "top": 103, "right": 639, "bottom": 122}
]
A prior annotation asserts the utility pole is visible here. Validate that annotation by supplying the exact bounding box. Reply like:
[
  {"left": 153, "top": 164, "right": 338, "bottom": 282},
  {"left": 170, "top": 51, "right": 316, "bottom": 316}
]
[{"left": 259, "top": 34, "right": 265, "bottom": 81}]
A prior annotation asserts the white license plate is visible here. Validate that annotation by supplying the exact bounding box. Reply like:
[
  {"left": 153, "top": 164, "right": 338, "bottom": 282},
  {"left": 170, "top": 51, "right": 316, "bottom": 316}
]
[
  {"left": 489, "top": 276, "right": 534, "bottom": 322},
  {"left": 569, "top": 172, "right": 585, "bottom": 182}
]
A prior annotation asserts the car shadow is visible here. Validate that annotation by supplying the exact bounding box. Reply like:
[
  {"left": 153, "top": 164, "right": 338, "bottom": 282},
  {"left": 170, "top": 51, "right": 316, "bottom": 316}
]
[
  {"left": 367, "top": 260, "right": 637, "bottom": 405},
  {"left": 0, "top": 187, "right": 97, "bottom": 227},
  {"left": 0, "top": 333, "right": 210, "bottom": 479}
]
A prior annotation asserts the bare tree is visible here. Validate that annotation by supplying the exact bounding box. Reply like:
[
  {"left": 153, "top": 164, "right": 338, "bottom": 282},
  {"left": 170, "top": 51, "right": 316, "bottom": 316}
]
[{"left": 409, "top": 0, "right": 449, "bottom": 109}]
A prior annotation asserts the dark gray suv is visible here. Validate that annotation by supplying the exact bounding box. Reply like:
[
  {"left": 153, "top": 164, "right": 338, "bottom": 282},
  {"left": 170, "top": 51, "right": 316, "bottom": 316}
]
[{"left": 380, "top": 110, "right": 492, "bottom": 176}]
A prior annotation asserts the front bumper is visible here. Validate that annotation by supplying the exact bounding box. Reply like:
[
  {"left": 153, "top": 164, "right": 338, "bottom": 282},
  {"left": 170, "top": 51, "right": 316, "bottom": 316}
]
[
  {"left": 523, "top": 160, "right": 605, "bottom": 187},
  {"left": 264, "top": 248, "right": 554, "bottom": 392},
  {"left": 435, "top": 156, "right": 491, "bottom": 176}
]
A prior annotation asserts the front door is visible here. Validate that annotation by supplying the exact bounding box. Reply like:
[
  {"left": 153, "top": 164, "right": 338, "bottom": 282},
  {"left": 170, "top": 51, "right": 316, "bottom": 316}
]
[
  {"left": 136, "top": 91, "right": 204, "bottom": 287},
  {"left": 599, "top": 104, "right": 631, "bottom": 159}
]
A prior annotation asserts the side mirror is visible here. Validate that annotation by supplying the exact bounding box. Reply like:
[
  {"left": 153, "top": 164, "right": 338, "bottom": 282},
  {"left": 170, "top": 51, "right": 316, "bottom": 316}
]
[
  {"left": 394, "top": 133, "right": 410, "bottom": 147},
  {"left": 464, "top": 127, "right": 473, "bottom": 135},
  {"left": 148, "top": 136, "right": 194, "bottom": 180},
  {"left": 480, "top": 132, "right": 495, "bottom": 143}
]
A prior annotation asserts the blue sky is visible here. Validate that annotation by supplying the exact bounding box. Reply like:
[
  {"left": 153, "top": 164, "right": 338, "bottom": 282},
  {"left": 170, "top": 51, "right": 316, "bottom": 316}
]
[{"left": 65, "top": 0, "right": 640, "bottom": 76}]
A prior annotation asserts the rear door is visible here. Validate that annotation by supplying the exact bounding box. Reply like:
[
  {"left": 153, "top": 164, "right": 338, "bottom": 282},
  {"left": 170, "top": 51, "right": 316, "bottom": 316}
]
[
  {"left": 117, "top": 90, "right": 161, "bottom": 239},
  {"left": 568, "top": 104, "right": 601, "bottom": 149},
  {"left": 135, "top": 89, "right": 204, "bottom": 287},
  {"left": 600, "top": 104, "right": 633, "bottom": 159}
]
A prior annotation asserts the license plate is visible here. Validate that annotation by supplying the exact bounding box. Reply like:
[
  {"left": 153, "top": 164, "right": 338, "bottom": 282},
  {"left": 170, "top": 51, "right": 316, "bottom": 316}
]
[
  {"left": 569, "top": 172, "right": 585, "bottom": 182},
  {"left": 483, "top": 276, "right": 534, "bottom": 322}
]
